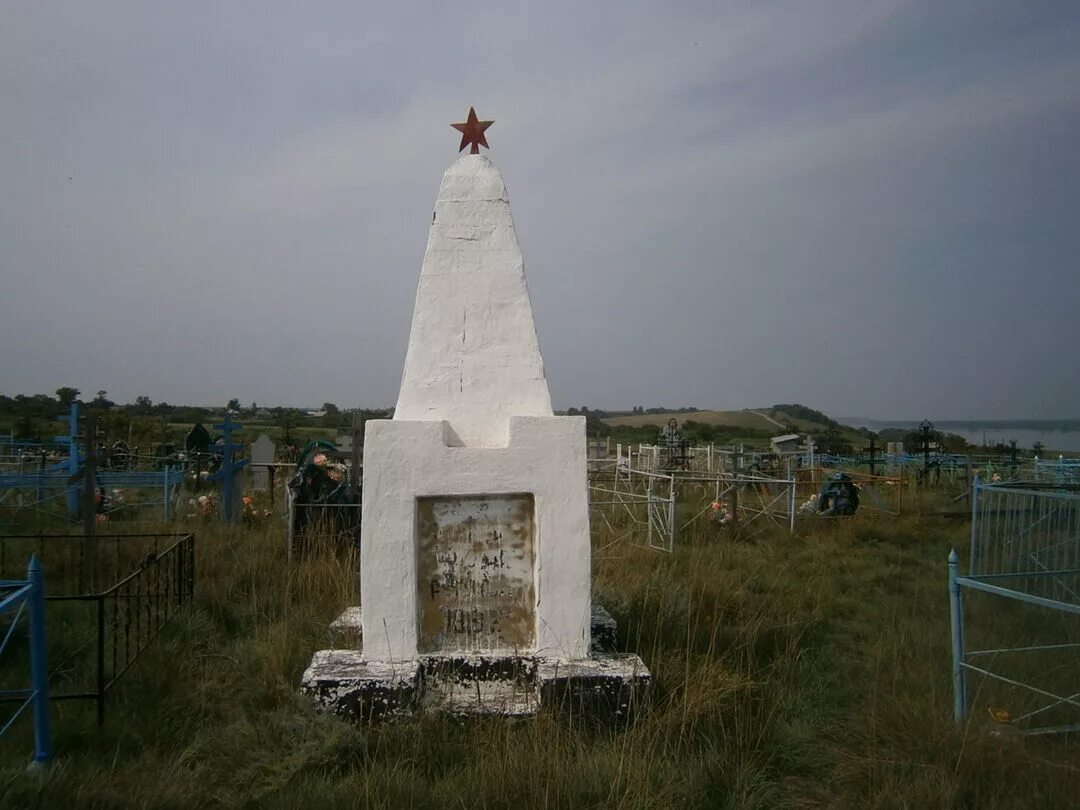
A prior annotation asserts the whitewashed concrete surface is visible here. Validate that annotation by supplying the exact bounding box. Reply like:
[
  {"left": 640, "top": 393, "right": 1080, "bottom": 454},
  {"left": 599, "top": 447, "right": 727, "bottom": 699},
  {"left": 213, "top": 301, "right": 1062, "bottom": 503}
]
[{"left": 394, "top": 154, "right": 553, "bottom": 449}]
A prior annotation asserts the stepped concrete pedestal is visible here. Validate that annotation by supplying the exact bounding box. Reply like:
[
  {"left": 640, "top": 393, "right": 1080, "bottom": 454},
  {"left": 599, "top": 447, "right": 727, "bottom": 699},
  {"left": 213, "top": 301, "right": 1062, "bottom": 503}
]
[
  {"left": 302, "top": 604, "right": 648, "bottom": 719},
  {"left": 302, "top": 149, "right": 649, "bottom": 720},
  {"left": 302, "top": 651, "right": 650, "bottom": 720}
]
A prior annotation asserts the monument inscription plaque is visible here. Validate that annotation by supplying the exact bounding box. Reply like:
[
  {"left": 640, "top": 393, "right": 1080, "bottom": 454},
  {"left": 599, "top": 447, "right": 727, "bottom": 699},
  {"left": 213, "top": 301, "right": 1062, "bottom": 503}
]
[{"left": 417, "top": 493, "right": 535, "bottom": 653}]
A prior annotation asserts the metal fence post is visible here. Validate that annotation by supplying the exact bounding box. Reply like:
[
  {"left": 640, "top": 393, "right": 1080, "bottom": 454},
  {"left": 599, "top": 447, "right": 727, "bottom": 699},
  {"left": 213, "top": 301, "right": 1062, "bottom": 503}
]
[
  {"left": 163, "top": 466, "right": 172, "bottom": 521},
  {"left": 667, "top": 475, "right": 676, "bottom": 551},
  {"left": 646, "top": 475, "right": 654, "bottom": 547},
  {"left": 729, "top": 448, "right": 740, "bottom": 520},
  {"left": 188, "top": 534, "right": 196, "bottom": 602},
  {"left": 65, "top": 402, "right": 80, "bottom": 516},
  {"left": 27, "top": 555, "right": 52, "bottom": 764},
  {"left": 96, "top": 597, "right": 105, "bottom": 726},
  {"left": 948, "top": 549, "right": 967, "bottom": 724},
  {"left": 968, "top": 475, "right": 980, "bottom": 572},
  {"left": 788, "top": 476, "right": 796, "bottom": 534}
]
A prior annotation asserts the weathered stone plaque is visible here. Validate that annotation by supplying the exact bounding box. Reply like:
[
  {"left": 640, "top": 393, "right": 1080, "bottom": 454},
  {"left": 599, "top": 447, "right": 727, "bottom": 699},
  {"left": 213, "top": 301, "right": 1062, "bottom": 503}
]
[{"left": 417, "top": 494, "right": 535, "bottom": 653}]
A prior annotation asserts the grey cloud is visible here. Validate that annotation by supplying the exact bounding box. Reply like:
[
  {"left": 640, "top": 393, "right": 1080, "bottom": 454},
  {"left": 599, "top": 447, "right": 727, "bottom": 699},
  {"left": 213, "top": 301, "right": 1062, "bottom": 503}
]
[{"left": 1, "top": 1, "right": 1078, "bottom": 419}]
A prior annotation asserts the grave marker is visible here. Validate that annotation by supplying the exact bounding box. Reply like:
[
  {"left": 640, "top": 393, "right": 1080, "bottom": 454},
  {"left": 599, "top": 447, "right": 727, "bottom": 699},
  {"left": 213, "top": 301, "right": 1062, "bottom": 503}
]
[
  {"left": 862, "top": 435, "right": 879, "bottom": 476},
  {"left": 207, "top": 414, "right": 248, "bottom": 522},
  {"left": 250, "top": 434, "right": 275, "bottom": 492},
  {"left": 914, "top": 419, "right": 942, "bottom": 484},
  {"left": 303, "top": 110, "right": 649, "bottom": 719}
]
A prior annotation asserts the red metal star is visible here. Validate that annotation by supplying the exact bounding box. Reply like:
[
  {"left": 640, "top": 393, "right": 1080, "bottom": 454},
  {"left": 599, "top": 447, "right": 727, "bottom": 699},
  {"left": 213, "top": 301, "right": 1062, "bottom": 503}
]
[{"left": 451, "top": 107, "right": 494, "bottom": 154}]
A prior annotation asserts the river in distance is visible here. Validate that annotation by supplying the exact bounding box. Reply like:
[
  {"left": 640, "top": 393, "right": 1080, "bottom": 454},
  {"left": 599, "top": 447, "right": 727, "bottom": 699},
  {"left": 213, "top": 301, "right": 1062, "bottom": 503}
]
[{"left": 838, "top": 421, "right": 1080, "bottom": 454}]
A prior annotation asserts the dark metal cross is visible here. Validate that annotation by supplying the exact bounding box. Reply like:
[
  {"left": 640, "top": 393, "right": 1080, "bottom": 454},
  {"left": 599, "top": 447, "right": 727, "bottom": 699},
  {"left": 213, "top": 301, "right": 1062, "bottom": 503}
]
[
  {"left": 917, "top": 419, "right": 937, "bottom": 478},
  {"left": 862, "top": 435, "right": 878, "bottom": 477}
]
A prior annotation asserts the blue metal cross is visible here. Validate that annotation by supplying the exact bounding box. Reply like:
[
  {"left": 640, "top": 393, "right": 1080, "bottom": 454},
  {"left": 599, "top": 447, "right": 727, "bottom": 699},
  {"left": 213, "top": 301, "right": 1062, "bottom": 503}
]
[
  {"left": 208, "top": 413, "right": 249, "bottom": 523},
  {"left": 54, "top": 403, "right": 82, "bottom": 515}
]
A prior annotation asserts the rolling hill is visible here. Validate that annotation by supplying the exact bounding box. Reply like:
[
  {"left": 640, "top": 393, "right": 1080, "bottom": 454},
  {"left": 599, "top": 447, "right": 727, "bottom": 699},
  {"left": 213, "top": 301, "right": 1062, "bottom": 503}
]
[{"left": 601, "top": 408, "right": 867, "bottom": 444}]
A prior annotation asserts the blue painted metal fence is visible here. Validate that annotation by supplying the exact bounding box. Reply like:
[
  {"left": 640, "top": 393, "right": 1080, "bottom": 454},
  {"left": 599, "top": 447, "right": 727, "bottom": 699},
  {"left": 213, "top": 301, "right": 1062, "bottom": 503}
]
[
  {"left": 0, "top": 556, "right": 52, "bottom": 765},
  {"left": 949, "top": 478, "right": 1080, "bottom": 734},
  {"left": 0, "top": 533, "right": 195, "bottom": 725},
  {"left": 1034, "top": 459, "right": 1080, "bottom": 487},
  {"left": 0, "top": 467, "right": 184, "bottom": 522}
]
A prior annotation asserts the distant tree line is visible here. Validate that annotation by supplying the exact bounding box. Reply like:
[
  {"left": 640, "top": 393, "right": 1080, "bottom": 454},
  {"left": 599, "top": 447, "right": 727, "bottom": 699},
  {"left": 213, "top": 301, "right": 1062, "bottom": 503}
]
[
  {"left": 0, "top": 388, "right": 393, "bottom": 444},
  {"left": 876, "top": 428, "right": 973, "bottom": 454},
  {"left": 771, "top": 403, "right": 844, "bottom": 431}
]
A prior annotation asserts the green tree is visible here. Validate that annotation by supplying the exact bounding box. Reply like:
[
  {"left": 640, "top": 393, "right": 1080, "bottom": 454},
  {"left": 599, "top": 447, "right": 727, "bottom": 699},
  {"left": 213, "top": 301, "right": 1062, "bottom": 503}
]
[
  {"left": 91, "top": 390, "right": 114, "bottom": 410},
  {"left": 322, "top": 402, "right": 340, "bottom": 416},
  {"left": 55, "top": 387, "right": 80, "bottom": 408},
  {"left": 14, "top": 415, "right": 35, "bottom": 440},
  {"left": 278, "top": 409, "right": 300, "bottom": 446},
  {"left": 814, "top": 428, "right": 852, "bottom": 455},
  {"left": 227, "top": 398, "right": 241, "bottom": 412}
]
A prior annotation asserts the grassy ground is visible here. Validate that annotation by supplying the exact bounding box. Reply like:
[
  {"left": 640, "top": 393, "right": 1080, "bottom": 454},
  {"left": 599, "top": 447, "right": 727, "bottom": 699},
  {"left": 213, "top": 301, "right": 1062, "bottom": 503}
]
[{"left": 1, "top": 501, "right": 1079, "bottom": 808}]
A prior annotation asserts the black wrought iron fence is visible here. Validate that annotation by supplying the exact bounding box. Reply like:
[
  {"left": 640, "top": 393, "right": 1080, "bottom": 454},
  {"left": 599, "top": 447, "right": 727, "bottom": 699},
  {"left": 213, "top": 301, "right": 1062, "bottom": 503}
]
[
  {"left": 0, "top": 533, "right": 181, "bottom": 594},
  {"left": 0, "top": 533, "right": 195, "bottom": 724}
]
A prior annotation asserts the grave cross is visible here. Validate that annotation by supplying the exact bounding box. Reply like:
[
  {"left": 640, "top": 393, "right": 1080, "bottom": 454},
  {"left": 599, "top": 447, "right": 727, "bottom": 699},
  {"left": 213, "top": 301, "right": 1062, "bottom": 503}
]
[
  {"left": 208, "top": 413, "right": 249, "bottom": 523},
  {"left": 56, "top": 402, "right": 82, "bottom": 515},
  {"left": 916, "top": 419, "right": 939, "bottom": 483},
  {"left": 64, "top": 410, "right": 100, "bottom": 589},
  {"left": 862, "top": 435, "right": 879, "bottom": 477}
]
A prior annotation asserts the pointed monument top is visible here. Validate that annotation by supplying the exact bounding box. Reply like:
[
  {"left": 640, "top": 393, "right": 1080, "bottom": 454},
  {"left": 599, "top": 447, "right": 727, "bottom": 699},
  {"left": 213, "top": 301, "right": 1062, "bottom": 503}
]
[
  {"left": 451, "top": 107, "right": 494, "bottom": 154},
  {"left": 394, "top": 153, "right": 552, "bottom": 447}
]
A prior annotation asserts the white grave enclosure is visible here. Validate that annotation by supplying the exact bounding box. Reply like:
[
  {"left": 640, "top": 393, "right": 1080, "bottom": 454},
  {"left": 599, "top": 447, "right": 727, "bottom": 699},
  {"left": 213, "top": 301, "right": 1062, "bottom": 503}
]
[{"left": 303, "top": 151, "right": 649, "bottom": 719}]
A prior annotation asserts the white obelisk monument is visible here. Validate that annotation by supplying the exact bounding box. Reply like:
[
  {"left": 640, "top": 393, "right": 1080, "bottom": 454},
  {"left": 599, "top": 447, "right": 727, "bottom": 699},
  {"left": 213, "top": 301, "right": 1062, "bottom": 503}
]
[
  {"left": 303, "top": 109, "right": 648, "bottom": 718},
  {"left": 361, "top": 109, "right": 591, "bottom": 662}
]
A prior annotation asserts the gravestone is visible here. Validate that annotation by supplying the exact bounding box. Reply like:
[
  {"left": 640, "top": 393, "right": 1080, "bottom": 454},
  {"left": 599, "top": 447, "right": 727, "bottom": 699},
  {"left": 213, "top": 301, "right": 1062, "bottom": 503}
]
[
  {"left": 303, "top": 113, "right": 649, "bottom": 719},
  {"left": 185, "top": 423, "right": 211, "bottom": 455},
  {"left": 250, "top": 434, "right": 275, "bottom": 492}
]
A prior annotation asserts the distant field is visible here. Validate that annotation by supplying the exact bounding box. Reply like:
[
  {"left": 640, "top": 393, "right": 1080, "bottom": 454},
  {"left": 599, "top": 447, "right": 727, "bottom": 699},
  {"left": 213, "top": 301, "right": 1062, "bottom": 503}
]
[
  {"left": 602, "top": 409, "right": 869, "bottom": 445},
  {"left": 603, "top": 409, "right": 810, "bottom": 432}
]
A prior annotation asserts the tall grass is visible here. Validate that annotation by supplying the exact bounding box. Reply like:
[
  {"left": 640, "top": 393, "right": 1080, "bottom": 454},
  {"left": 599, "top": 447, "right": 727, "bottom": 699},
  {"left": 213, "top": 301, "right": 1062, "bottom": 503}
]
[{"left": 0, "top": 505, "right": 1078, "bottom": 808}]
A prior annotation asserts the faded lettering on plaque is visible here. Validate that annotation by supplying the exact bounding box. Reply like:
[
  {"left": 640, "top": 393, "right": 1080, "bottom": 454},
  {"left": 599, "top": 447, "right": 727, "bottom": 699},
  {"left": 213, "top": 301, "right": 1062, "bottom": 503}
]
[{"left": 416, "top": 494, "right": 535, "bottom": 653}]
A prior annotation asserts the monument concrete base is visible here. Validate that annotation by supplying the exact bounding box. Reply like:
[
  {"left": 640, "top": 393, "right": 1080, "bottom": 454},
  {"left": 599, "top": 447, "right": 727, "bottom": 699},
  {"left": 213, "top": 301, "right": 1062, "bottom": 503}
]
[
  {"left": 303, "top": 604, "right": 651, "bottom": 720},
  {"left": 302, "top": 650, "right": 420, "bottom": 721},
  {"left": 328, "top": 603, "right": 621, "bottom": 655}
]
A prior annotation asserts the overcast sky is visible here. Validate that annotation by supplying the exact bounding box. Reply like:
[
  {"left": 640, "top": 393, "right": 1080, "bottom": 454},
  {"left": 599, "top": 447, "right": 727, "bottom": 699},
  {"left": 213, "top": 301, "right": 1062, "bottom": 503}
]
[{"left": 2, "top": 2, "right": 1078, "bottom": 419}]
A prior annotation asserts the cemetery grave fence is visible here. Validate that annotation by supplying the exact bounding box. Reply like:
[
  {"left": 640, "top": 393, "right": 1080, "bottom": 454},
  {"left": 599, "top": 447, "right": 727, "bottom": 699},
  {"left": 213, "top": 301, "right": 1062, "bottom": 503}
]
[
  {"left": 0, "top": 532, "right": 195, "bottom": 725},
  {"left": 588, "top": 441, "right": 911, "bottom": 555},
  {"left": 950, "top": 478, "right": 1080, "bottom": 735},
  {"left": 0, "top": 555, "right": 52, "bottom": 765}
]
